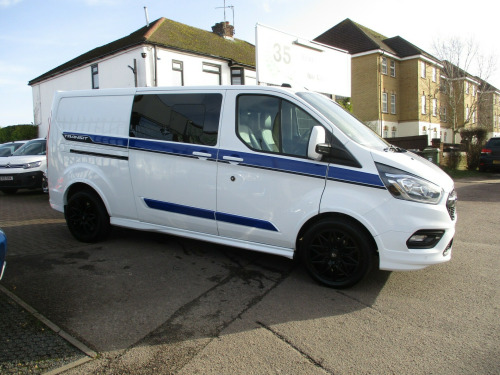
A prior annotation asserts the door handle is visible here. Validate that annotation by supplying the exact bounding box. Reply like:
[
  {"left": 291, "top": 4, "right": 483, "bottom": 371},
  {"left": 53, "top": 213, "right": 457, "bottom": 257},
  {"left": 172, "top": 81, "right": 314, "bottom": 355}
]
[
  {"left": 193, "top": 151, "right": 212, "bottom": 158},
  {"left": 223, "top": 156, "right": 244, "bottom": 163}
]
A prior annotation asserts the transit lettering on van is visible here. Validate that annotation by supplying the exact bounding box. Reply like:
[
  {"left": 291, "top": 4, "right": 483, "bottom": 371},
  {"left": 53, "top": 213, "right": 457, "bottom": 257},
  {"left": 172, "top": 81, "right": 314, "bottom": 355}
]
[{"left": 48, "top": 86, "right": 457, "bottom": 288}]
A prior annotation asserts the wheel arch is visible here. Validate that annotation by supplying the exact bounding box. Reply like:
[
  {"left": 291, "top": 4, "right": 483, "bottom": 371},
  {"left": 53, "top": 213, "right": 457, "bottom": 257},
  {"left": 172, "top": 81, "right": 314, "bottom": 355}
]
[
  {"left": 296, "top": 212, "right": 378, "bottom": 258},
  {"left": 64, "top": 182, "right": 110, "bottom": 216}
]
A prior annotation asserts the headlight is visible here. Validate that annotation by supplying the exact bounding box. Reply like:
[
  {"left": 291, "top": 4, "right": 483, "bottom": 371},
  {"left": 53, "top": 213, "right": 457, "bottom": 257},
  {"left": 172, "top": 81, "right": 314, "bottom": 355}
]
[
  {"left": 23, "top": 161, "right": 42, "bottom": 169},
  {"left": 376, "top": 163, "right": 442, "bottom": 204}
]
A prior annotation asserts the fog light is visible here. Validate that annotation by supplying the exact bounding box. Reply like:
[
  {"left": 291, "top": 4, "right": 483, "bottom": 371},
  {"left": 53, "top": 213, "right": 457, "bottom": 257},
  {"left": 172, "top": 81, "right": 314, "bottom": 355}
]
[{"left": 407, "top": 230, "right": 445, "bottom": 249}]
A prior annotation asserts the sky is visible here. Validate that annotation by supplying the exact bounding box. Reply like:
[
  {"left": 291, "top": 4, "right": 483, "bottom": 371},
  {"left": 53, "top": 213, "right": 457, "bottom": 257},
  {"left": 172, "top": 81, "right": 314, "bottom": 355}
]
[{"left": 0, "top": 0, "right": 498, "bottom": 127}]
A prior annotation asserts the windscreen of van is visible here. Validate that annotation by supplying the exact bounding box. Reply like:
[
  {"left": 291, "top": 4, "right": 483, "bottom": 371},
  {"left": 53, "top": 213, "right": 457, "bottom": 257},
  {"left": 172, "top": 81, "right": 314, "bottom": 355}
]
[
  {"left": 297, "top": 92, "right": 389, "bottom": 150},
  {"left": 130, "top": 94, "right": 222, "bottom": 146}
]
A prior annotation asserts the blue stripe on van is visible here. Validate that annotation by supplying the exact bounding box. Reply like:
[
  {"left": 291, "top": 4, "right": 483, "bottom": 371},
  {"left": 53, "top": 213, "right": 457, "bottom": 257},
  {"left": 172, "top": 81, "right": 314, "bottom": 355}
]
[
  {"left": 63, "top": 132, "right": 128, "bottom": 148},
  {"left": 328, "top": 166, "right": 385, "bottom": 189},
  {"left": 144, "top": 199, "right": 215, "bottom": 220},
  {"left": 217, "top": 149, "right": 328, "bottom": 179},
  {"left": 129, "top": 138, "right": 217, "bottom": 159},
  {"left": 215, "top": 212, "right": 278, "bottom": 232},
  {"left": 143, "top": 198, "right": 278, "bottom": 232},
  {"left": 63, "top": 132, "right": 384, "bottom": 189}
]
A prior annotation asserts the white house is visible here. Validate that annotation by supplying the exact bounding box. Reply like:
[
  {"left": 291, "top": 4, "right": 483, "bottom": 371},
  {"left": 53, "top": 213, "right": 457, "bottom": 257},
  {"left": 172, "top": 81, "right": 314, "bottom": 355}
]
[{"left": 29, "top": 18, "right": 256, "bottom": 137}]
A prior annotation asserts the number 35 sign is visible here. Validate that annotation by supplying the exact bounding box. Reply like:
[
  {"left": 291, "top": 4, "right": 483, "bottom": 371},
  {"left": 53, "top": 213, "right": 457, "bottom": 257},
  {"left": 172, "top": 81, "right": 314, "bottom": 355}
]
[{"left": 256, "top": 24, "right": 350, "bottom": 96}]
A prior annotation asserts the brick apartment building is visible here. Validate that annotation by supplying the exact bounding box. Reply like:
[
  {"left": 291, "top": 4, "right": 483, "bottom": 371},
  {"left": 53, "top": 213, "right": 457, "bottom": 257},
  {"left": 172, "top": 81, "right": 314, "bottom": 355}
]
[{"left": 314, "top": 19, "right": 500, "bottom": 143}]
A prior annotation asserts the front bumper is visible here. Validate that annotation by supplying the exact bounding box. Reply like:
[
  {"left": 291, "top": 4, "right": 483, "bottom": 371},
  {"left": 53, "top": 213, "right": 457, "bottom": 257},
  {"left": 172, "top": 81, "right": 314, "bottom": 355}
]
[{"left": 0, "top": 170, "right": 44, "bottom": 190}]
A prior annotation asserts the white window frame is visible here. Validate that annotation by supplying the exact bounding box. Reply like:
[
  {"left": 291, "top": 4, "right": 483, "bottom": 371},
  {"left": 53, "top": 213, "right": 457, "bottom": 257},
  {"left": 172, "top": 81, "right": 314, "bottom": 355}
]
[
  {"left": 381, "top": 57, "right": 387, "bottom": 75},
  {"left": 390, "top": 60, "right": 396, "bottom": 77},
  {"left": 432, "top": 98, "right": 437, "bottom": 117},
  {"left": 421, "top": 61, "right": 426, "bottom": 78},
  {"left": 390, "top": 93, "right": 396, "bottom": 114},
  {"left": 382, "top": 92, "right": 388, "bottom": 113},
  {"left": 421, "top": 95, "right": 426, "bottom": 114},
  {"left": 432, "top": 67, "right": 437, "bottom": 82}
]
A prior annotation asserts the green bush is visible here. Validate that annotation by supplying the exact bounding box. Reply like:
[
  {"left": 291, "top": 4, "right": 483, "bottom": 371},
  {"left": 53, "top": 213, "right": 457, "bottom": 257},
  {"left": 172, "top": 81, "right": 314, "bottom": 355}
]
[{"left": 0, "top": 125, "right": 38, "bottom": 143}]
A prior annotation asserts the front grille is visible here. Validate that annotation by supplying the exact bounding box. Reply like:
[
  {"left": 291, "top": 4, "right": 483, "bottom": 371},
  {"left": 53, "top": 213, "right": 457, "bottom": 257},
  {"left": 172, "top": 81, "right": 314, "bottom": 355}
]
[
  {"left": 0, "top": 164, "right": 24, "bottom": 169},
  {"left": 446, "top": 190, "right": 457, "bottom": 220}
]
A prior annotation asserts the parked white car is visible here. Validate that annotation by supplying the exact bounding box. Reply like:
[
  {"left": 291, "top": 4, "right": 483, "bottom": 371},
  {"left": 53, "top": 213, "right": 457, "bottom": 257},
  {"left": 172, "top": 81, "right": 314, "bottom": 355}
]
[
  {"left": 0, "top": 138, "right": 47, "bottom": 194},
  {"left": 48, "top": 86, "right": 457, "bottom": 288}
]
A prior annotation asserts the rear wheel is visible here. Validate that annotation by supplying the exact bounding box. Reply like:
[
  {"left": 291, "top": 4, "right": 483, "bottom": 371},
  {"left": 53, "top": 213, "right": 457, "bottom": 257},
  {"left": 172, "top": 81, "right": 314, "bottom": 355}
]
[
  {"left": 301, "top": 218, "right": 372, "bottom": 288},
  {"left": 65, "top": 190, "right": 110, "bottom": 242}
]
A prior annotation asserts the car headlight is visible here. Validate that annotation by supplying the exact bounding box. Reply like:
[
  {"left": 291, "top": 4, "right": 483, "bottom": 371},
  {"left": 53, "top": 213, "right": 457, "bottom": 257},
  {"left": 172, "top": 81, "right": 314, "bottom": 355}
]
[
  {"left": 23, "top": 161, "right": 42, "bottom": 169},
  {"left": 376, "top": 163, "right": 443, "bottom": 204}
]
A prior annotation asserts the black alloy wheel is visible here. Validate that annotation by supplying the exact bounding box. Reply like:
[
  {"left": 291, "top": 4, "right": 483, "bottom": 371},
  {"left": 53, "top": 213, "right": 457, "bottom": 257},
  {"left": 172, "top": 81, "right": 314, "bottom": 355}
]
[
  {"left": 301, "top": 218, "right": 372, "bottom": 288},
  {"left": 65, "top": 190, "right": 110, "bottom": 243}
]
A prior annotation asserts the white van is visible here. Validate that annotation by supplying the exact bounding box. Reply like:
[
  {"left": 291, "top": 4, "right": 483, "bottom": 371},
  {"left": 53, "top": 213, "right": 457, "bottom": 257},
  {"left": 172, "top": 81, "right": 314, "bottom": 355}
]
[{"left": 48, "top": 86, "right": 457, "bottom": 288}]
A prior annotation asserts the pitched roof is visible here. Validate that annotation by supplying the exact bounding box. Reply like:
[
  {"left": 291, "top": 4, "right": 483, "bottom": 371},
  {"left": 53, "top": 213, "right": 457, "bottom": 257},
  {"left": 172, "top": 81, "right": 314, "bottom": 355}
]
[
  {"left": 29, "top": 18, "right": 255, "bottom": 85},
  {"left": 314, "top": 18, "right": 439, "bottom": 62}
]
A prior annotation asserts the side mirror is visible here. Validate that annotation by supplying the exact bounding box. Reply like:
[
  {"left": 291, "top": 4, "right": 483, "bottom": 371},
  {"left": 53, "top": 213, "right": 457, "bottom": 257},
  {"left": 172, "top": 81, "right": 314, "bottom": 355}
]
[{"left": 307, "top": 126, "right": 326, "bottom": 160}]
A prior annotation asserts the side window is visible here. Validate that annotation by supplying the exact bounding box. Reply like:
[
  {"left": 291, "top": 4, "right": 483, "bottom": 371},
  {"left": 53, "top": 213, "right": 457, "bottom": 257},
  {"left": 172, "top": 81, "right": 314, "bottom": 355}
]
[
  {"left": 130, "top": 93, "right": 222, "bottom": 146},
  {"left": 237, "top": 95, "right": 322, "bottom": 158}
]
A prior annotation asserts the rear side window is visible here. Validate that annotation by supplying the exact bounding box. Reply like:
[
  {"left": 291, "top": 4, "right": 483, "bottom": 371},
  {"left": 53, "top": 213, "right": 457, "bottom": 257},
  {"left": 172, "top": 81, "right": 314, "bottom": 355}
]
[{"left": 130, "top": 93, "right": 222, "bottom": 146}]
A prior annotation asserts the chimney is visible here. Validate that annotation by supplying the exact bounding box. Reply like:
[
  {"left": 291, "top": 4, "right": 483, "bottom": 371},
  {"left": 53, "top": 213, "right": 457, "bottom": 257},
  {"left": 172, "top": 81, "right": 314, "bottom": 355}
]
[{"left": 212, "top": 21, "right": 235, "bottom": 40}]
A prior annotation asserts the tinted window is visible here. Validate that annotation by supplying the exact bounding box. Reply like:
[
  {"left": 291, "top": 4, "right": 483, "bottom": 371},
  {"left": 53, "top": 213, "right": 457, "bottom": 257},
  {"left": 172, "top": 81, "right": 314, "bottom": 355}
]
[
  {"left": 237, "top": 95, "right": 322, "bottom": 158},
  {"left": 130, "top": 94, "right": 222, "bottom": 146}
]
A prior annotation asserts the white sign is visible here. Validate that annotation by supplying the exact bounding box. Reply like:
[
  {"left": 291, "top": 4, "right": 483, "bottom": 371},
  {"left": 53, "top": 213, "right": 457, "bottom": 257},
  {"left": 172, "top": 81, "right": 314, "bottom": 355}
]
[{"left": 256, "top": 24, "right": 351, "bottom": 96}]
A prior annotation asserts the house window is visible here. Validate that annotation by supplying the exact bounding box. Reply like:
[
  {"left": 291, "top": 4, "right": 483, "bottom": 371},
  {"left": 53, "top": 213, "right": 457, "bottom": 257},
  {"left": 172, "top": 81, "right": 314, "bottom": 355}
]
[
  {"left": 466, "top": 81, "right": 469, "bottom": 94},
  {"left": 390, "top": 60, "right": 396, "bottom": 77},
  {"left": 432, "top": 98, "right": 437, "bottom": 116},
  {"left": 390, "top": 94, "right": 396, "bottom": 114},
  {"left": 472, "top": 85, "right": 476, "bottom": 97},
  {"left": 466, "top": 105, "right": 470, "bottom": 121},
  {"left": 382, "top": 92, "right": 388, "bottom": 113},
  {"left": 472, "top": 110, "right": 476, "bottom": 124},
  {"left": 440, "top": 107, "right": 447, "bottom": 122},
  {"left": 421, "top": 61, "right": 426, "bottom": 78},
  {"left": 432, "top": 67, "right": 437, "bottom": 82},
  {"left": 391, "top": 126, "right": 397, "bottom": 138},
  {"left": 383, "top": 126, "right": 388, "bottom": 138},
  {"left": 202, "top": 62, "right": 221, "bottom": 85},
  {"left": 381, "top": 57, "right": 387, "bottom": 75},
  {"left": 172, "top": 60, "right": 184, "bottom": 86},
  {"left": 231, "top": 68, "right": 244, "bottom": 85},
  {"left": 421, "top": 95, "right": 426, "bottom": 114},
  {"left": 91, "top": 64, "right": 99, "bottom": 89}
]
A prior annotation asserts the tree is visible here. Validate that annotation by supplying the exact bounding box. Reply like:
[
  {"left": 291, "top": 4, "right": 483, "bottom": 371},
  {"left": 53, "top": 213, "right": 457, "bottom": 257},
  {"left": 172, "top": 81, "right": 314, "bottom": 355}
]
[{"left": 433, "top": 37, "right": 497, "bottom": 144}]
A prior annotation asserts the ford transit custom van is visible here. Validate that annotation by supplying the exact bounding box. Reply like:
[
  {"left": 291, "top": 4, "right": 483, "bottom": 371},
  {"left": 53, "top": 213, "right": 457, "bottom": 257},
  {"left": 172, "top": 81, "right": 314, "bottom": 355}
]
[{"left": 48, "top": 86, "right": 457, "bottom": 288}]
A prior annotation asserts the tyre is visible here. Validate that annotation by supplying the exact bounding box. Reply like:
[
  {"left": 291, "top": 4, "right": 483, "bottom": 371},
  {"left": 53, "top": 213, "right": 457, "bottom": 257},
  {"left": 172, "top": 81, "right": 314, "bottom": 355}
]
[
  {"left": 301, "top": 218, "right": 373, "bottom": 288},
  {"left": 1, "top": 188, "right": 18, "bottom": 195},
  {"left": 65, "top": 190, "right": 111, "bottom": 243}
]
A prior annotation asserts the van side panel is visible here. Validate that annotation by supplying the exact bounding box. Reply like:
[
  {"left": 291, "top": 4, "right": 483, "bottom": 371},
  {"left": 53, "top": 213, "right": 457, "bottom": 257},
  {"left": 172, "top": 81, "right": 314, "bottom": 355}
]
[{"left": 49, "top": 93, "right": 137, "bottom": 221}]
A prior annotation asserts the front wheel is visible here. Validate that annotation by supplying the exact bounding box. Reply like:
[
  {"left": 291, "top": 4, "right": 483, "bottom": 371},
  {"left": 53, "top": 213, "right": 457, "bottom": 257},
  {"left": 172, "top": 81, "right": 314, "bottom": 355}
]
[
  {"left": 65, "top": 190, "right": 111, "bottom": 243},
  {"left": 301, "top": 218, "right": 373, "bottom": 288}
]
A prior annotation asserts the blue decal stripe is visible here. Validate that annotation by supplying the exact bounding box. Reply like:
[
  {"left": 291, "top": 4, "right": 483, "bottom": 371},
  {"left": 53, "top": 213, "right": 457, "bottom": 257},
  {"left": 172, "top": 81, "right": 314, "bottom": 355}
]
[
  {"left": 143, "top": 198, "right": 278, "bottom": 232},
  {"left": 64, "top": 132, "right": 383, "bottom": 189},
  {"left": 215, "top": 212, "right": 278, "bottom": 232},
  {"left": 63, "top": 132, "right": 128, "bottom": 148},
  {"left": 129, "top": 138, "right": 216, "bottom": 159},
  {"left": 217, "top": 149, "right": 328, "bottom": 179},
  {"left": 328, "top": 166, "right": 385, "bottom": 189},
  {"left": 144, "top": 199, "right": 215, "bottom": 220}
]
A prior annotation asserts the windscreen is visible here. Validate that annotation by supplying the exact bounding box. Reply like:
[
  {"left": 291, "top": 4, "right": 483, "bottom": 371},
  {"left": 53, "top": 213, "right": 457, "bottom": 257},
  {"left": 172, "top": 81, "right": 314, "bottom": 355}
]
[{"left": 297, "top": 92, "right": 389, "bottom": 150}]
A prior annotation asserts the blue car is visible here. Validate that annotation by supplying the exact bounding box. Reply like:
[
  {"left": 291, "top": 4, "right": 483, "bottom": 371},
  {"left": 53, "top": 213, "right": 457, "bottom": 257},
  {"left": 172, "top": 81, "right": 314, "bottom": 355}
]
[{"left": 0, "top": 228, "right": 6, "bottom": 280}]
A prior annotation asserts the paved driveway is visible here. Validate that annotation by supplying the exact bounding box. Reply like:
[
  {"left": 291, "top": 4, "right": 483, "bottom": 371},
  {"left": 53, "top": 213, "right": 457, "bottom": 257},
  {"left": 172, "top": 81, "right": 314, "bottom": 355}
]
[{"left": 1, "top": 176, "right": 499, "bottom": 374}]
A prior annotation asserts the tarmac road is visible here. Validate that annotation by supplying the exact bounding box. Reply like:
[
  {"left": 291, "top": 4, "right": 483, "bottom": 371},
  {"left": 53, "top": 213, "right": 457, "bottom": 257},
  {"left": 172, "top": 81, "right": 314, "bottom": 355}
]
[{"left": 0, "top": 175, "right": 499, "bottom": 374}]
